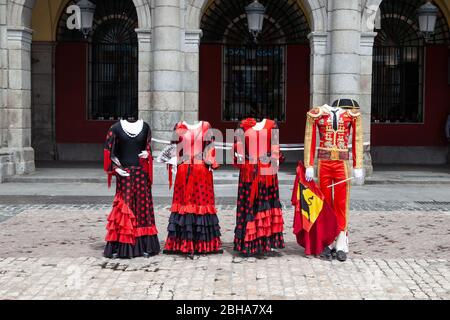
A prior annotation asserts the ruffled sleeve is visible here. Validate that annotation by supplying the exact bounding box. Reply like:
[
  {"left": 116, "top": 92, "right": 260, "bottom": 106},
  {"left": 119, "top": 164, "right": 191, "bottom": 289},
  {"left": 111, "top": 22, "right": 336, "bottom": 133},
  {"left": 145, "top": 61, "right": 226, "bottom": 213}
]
[{"left": 103, "top": 126, "right": 117, "bottom": 188}]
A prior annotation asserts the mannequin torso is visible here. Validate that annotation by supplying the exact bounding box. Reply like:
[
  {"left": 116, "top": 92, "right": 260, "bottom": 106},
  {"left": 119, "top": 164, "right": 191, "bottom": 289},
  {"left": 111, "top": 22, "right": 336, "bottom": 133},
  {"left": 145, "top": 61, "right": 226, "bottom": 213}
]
[{"left": 112, "top": 120, "right": 149, "bottom": 167}]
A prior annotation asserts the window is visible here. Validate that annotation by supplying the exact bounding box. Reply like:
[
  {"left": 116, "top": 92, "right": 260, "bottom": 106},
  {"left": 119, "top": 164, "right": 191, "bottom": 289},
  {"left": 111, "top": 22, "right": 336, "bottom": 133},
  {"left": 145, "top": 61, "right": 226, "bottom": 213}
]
[
  {"left": 89, "top": 22, "right": 138, "bottom": 120},
  {"left": 223, "top": 45, "right": 285, "bottom": 121},
  {"left": 372, "top": 0, "right": 450, "bottom": 124},
  {"left": 372, "top": 46, "right": 424, "bottom": 123},
  {"left": 57, "top": 0, "right": 138, "bottom": 121},
  {"left": 200, "top": 0, "right": 309, "bottom": 122}
]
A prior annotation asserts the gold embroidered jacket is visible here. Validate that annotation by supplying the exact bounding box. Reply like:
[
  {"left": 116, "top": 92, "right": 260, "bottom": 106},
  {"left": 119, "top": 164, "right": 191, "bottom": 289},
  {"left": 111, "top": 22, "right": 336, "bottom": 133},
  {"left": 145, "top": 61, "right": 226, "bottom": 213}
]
[{"left": 303, "top": 105, "right": 363, "bottom": 169}]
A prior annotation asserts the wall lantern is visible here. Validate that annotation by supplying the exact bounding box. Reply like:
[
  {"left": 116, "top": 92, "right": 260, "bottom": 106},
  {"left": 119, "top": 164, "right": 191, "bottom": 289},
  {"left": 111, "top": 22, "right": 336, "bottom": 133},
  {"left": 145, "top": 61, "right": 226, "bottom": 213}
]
[
  {"left": 245, "top": 0, "right": 266, "bottom": 42},
  {"left": 77, "top": 0, "right": 96, "bottom": 38},
  {"left": 416, "top": 1, "right": 439, "bottom": 40}
]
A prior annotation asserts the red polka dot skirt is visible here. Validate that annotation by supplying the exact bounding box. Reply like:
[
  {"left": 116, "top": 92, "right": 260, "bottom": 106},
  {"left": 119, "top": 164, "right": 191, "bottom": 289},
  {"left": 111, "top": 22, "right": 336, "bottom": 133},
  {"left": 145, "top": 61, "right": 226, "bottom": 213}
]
[
  {"left": 164, "top": 163, "right": 222, "bottom": 255},
  {"left": 234, "top": 171, "right": 285, "bottom": 255},
  {"left": 104, "top": 166, "right": 160, "bottom": 258}
]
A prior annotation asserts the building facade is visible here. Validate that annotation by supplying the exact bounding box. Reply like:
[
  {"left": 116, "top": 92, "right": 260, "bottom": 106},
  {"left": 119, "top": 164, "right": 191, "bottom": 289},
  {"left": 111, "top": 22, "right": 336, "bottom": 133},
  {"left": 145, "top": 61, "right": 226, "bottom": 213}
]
[{"left": 0, "top": 0, "right": 449, "bottom": 182}]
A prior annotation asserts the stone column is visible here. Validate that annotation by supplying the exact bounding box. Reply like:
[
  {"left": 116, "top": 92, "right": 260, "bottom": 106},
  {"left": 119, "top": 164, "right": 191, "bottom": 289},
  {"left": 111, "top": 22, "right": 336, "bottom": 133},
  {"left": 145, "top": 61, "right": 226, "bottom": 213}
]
[
  {"left": 328, "top": 0, "right": 362, "bottom": 103},
  {"left": 328, "top": 1, "right": 373, "bottom": 177},
  {"left": 308, "top": 31, "right": 329, "bottom": 106},
  {"left": 359, "top": 32, "right": 377, "bottom": 176},
  {"left": 6, "top": 26, "right": 34, "bottom": 174},
  {"left": 135, "top": 28, "right": 152, "bottom": 126},
  {"left": 151, "top": 0, "right": 183, "bottom": 151},
  {"left": 0, "top": 2, "right": 10, "bottom": 181},
  {"left": 0, "top": 0, "right": 8, "bottom": 149},
  {"left": 183, "top": 29, "right": 202, "bottom": 123},
  {"left": 0, "top": 24, "right": 7, "bottom": 149}
]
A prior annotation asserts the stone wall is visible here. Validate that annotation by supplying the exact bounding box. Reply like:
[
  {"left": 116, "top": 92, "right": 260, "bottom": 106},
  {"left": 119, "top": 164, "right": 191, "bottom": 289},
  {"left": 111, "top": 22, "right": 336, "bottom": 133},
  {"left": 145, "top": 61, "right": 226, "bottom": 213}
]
[
  {"left": 372, "top": 147, "right": 449, "bottom": 165},
  {"left": 2, "top": 0, "right": 449, "bottom": 182}
]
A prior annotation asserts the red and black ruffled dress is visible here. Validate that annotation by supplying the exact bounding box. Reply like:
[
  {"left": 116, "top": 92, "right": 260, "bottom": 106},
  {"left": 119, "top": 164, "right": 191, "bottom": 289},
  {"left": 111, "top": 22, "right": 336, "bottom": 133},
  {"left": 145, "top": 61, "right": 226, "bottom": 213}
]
[
  {"left": 233, "top": 118, "right": 285, "bottom": 255},
  {"left": 163, "top": 121, "right": 222, "bottom": 255},
  {"left": 103, "top": 121, "right": 160, "bottom": 258}
]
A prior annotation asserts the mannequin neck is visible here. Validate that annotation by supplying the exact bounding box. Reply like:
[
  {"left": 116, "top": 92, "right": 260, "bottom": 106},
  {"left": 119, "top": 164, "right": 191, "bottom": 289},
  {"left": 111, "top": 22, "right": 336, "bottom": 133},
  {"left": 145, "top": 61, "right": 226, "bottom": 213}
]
[
  {"left": 182, "top": 121, "right": 203, "bottom": 130},
  {"left": 120, "top": 119, "right": 143, "bottom": 135},
  {"left": 252, "top": 119, "right": 267, "bottom": 131},
  {"left": 323, "top": 104, "right": 341, "bottom": 113}
]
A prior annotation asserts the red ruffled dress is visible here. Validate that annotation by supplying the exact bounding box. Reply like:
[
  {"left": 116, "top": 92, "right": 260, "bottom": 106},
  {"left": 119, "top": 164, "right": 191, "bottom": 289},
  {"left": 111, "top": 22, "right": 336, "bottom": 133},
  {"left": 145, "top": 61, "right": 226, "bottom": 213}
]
[
  {"left": 233, "top": 118, "right": 285, "bottom": 255},
  {"left": 163, "top": 121, "right": 222, "bottom": 255},
  {"left": 103, "top": 122, "right": 160, "bottom": 258}
]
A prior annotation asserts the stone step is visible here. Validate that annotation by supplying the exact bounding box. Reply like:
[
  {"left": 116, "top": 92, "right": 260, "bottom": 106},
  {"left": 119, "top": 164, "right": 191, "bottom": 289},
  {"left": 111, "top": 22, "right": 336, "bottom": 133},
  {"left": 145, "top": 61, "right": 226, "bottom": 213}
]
[
  {"left": 3, "top": 175, "right": 297, "bottom": 184},
  {"left": 3, "top": 163, "right": 450, "bottom": 185}
]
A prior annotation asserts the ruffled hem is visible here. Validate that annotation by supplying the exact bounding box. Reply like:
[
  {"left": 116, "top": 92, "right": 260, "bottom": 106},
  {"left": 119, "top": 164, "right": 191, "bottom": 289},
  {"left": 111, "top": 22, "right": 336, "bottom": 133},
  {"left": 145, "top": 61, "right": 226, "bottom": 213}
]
[
  {"left": 234, "top": 233, "right": 285, "bottom": 255},
  {"left": 105, "top": 195, "right": 136, "bottom": 244},
  {"left": 105, "top": 196, "right": 158, "bottom": 244},
  {"left": 164, "top": 238, "right": 222, "bottom": 254},
  {"left": 104, "top": 235, "right": 160, "bottom": 259},
  {"left": 166, "top": 213, "right": 221, "bottom": 241},
  {"left": 170, "top": 203, "right": 217, "bottom": 215},
  {"left": 254, "top": 200, "right": 282, "bottom": 213},
  {"left": 134, "top": 226, "right": 158, "bottom": 237},
  {"left": 244, "top": 208, "right": 284, "bottom": 242}
]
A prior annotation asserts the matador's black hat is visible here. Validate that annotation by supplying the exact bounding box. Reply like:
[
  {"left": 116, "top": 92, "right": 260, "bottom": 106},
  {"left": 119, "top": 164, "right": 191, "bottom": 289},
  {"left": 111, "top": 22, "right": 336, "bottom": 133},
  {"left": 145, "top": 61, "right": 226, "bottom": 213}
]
[{"left": 332, "top": 99, "right": 360, "bottom": 109}]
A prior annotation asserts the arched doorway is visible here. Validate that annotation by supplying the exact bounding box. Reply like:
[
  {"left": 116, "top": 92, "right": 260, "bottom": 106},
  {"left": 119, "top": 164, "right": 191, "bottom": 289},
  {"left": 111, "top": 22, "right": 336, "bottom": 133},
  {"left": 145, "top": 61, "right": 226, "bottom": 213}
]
[
  {"left": 371, "top": 0, "right": 450, "bottom": 163},
  {"left": 199, "top": 0, "right": 311, "bottom": 143},
  {"left": 54, "top": 0, "right": 138, "bottom": 160}
]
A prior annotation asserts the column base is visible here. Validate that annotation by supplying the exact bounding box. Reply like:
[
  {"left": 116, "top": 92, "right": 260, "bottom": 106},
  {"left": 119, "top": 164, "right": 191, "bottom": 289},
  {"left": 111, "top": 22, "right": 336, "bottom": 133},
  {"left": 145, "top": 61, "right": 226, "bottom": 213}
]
[
  {"left": 447, "top": 141, "right": 450, "bottom": 165},
  {"left": 0, "top": 147, "right": 35, "bottom": 182},
  {"left": 363, "top": 144, "right": 373, "bottom": 177}
]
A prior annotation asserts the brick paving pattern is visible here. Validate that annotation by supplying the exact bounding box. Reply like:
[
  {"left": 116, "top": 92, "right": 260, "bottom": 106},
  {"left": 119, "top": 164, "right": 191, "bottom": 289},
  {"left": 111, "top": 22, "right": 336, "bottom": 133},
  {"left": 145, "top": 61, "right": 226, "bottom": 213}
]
[{"left": 0, "top": 203, "right": 449, "bottom": 300}]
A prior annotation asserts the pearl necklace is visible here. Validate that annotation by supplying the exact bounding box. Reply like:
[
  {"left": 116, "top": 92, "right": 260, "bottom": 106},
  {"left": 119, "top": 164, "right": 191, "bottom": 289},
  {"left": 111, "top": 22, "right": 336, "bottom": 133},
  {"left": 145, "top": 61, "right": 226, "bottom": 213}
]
[{"left": 120, "top": 120, "right": 143, "bottom": 138}]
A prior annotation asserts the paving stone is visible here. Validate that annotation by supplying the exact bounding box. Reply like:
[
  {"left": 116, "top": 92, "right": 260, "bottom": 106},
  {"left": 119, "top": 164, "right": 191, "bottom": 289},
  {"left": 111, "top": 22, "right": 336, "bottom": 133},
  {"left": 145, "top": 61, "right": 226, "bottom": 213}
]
[{"left": 0, "top": 204, "right": 449, "bottom": 299}]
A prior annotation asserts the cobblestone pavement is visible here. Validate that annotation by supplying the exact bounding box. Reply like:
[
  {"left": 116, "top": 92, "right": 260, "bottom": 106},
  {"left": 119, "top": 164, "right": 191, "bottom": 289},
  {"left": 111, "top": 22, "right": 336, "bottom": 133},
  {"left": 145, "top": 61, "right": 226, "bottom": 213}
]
[
  {"left": 0, "top": 256, "right": 448, "bottom": 300},
  {"left": 1, "top": 199, "right": 450, "bottom": 222},
  {"left": 0, "top": 204, "right": 449, "bottom": 300}
]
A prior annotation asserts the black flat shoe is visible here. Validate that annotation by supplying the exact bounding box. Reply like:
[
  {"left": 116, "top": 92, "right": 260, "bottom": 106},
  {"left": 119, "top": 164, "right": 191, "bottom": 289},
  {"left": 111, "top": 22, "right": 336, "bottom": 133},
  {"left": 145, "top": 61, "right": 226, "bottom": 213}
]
[
  {"left": 266, "top": 250, "right": 282, "bottom": 257},
  {"left": 111, "top": 253, "right": 119, "bottom": 259},
  {"left": 336, "top": 250, "right": 347, "bottom": 262},
  {"left": 143, "top": 252, "right": 150, "bottom": 258},
  {"left": 331, "top": 248, "right": 337, "bottom": 258},
  {"left": 186, "top": 253, "right": 194, "bottom": 260},
  {"left": 320, "top": 247, "right": 333, "bottom": 260}
]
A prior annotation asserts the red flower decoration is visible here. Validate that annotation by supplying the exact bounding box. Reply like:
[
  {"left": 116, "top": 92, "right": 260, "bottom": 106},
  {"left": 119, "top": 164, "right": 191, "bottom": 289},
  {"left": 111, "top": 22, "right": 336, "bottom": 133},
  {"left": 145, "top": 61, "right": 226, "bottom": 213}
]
[{"left": 241, "top": 118, "right": 257, "bottom": 130}]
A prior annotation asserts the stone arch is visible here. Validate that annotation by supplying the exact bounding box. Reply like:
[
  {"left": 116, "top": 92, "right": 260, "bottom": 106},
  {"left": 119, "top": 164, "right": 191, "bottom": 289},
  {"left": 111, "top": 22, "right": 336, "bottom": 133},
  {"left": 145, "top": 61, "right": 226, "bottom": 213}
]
[
  {"left": 8, "top": 0, "right": 36, "bottom": 28},
  {"left": 132, "top": 0, "right": 152, "bottom": 29},
  {"left": 361, "top": 0, "right": 383, "bottom": 32},
  {"left": 362, "top": 0, "right": 450, "bottom": 32},
  {"left": 4, "top": 0, "right": 152, "bottom": 168},
  {"left": 186, "top": 0, "right": 327, "bottom": 32},
  {"left": 8, "top": 0, "right": 152, "bottom": 29}
]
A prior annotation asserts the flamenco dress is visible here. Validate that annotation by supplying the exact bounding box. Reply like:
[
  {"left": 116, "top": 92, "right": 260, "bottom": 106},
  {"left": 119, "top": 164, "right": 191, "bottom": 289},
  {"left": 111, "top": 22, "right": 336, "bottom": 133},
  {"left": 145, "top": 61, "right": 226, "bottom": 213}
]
[
  {"left": 163, "top": 121, "right": 222, "bottom": 255},
  {"left": 103, "top": 121, "right": 160, "bottom": 258},
  {"left": 233, "top": 118, "right": 285, "bottom": 256}
]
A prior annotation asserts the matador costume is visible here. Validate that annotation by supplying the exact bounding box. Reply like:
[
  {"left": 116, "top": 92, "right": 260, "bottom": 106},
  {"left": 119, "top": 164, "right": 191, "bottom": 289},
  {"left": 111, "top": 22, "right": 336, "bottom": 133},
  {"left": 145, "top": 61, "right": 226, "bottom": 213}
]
[{"left": 303, "top": 101, "right": 363, "bottom": 261}]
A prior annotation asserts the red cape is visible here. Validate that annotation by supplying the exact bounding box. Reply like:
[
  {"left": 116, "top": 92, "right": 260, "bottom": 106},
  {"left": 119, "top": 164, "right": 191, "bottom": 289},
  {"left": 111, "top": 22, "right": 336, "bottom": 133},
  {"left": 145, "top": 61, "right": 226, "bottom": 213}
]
[{"left": 291, "top": 162, "right": 339, "bottom": 255}]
